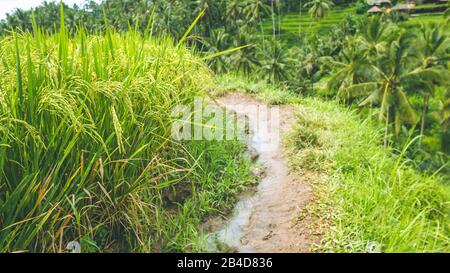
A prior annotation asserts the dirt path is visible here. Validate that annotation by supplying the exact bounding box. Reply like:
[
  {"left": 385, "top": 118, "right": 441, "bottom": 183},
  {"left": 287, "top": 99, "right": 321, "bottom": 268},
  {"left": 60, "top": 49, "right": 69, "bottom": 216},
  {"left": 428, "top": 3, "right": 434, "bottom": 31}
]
[{"left": 209, "top": 93, "right": 318, "bottom": 253}]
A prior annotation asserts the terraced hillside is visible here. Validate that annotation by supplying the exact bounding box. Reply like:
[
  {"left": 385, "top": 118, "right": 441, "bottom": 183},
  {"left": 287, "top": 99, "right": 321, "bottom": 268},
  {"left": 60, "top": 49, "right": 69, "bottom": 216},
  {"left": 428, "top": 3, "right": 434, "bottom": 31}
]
[
  {"left": 404, "top": 12, "right": 447, "bottom": 27},
  {"left": 403, "top": 1, "right": 448, "bottom": 27},
  {"left": 262, "top": 2, "right": 448, "bottom": 40},
  {"left": 262, "top": 5, "right": 357, "bottom": 39}
]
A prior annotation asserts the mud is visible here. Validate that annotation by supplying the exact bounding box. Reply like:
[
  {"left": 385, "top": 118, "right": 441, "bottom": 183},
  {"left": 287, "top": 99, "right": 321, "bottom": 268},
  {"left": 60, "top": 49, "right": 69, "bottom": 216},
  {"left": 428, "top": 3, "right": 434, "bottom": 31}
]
[{"left": 205, "top": 93, "right": 318, "bottom": 253}]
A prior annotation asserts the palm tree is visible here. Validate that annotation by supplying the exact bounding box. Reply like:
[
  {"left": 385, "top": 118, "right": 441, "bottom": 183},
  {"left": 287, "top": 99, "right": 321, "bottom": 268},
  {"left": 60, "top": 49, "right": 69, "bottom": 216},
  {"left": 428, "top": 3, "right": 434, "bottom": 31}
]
[
  {"left": 324, "top": 37, "right": 373, "bottom": 104},
  {"left": 436, "top": 89, "right": 450, "bottom": 153},
  {"left": 357, "top": 15, "right": 395, "bottom": 57},
  {"left": 226, "top": 0, "right": 244, "bottom": 31},
  {"left": 271, "top": 0, "right": 276, "bottom": 38},
  {"left": 203, "top": 28, "right": 231, "bottom": 73},
  {"left": 259, "top": 38, "right": 291, "bottom": 83},
  {"left": 304, "top": 0, "right": 334, "bottom": 21},
  {"left": 297, "top": 52, "right": 320, "bottom": 91},
  {"left": 194, "top": 0, "right": 223, "bottom": 32},
  {"left": 243, "top": 0, "right": 271, "bottom": 36},
  {"left": 276, "top": 0, "right": 283, "bottom": 38},
  {"left": 267, "top": 0, "right": 283, "bottom": 38},
  {"left": 357, "top": 32, "right": 447, "bottom": 147},
  {"left": 243, "top": 0, "right": 271, "bottom": 22},
  {"left": 416, "top": 23, "right": 450, "bottom": 147},
  {"left": 298, "top": 0, "right": 303, "bottom": 35},
  {"left": 229, "top": 32, "right": 260, "bottom": 75},
  {"left": 7, "top": 9, "right": 31, "bottom": 31}
]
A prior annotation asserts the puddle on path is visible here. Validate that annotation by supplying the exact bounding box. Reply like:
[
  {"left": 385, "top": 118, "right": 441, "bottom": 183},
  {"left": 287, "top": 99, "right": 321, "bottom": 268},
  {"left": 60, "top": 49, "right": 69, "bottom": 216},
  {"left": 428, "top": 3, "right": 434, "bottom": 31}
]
[{"left": 203, "top": 93, "right": 316, "bottom": 253}]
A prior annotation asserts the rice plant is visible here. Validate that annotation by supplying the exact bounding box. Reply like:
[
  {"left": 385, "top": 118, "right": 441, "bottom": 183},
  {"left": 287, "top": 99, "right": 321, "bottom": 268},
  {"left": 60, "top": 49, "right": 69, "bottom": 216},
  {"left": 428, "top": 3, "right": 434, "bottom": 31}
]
[{"left": 0, "top": 7, "right": 252, "bottom": 252}]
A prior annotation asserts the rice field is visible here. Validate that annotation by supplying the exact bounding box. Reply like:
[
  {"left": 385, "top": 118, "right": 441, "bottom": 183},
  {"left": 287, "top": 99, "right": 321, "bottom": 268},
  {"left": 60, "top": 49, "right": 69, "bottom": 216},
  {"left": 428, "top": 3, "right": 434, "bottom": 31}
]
[
  {"left": 402, "top": 12, "right": 447, "bottom": 27},
  {"left": 263, "top": 4, "right": 447, "bottom": 41},
  {"left": 0, "top": 9, "right": 253, "bottom": 252},
  {"left": 262, "top": 5, "right": 358, "bottom": 38}
]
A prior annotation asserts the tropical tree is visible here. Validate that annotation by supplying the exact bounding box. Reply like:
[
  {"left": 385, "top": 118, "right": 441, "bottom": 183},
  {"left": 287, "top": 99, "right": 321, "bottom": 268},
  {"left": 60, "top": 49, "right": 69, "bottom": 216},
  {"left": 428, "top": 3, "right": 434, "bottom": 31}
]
[
  {"left": 259, "top": 38, "right": 291, "bottom": 83},
  {"left": 296, "top": 51, "right": 322, "bottom": 91},
  {"left": 304, "top": 0, "right": 334, "bottom": 21},
  {"left": 356, "top": 32, "right": 449, "bottom": 147},
  {"left": 243, "top": 0, "right": 271, "bottom": 22},
  {"left": 229, "top": 32, "right": 260, "bottom": 75},
  {"left": 416, "top": 23, "right": 450, "bottom": 147},
  {"left": 6, "top": 9, "right": 31, "bottom": 31},
  {"left": 436, "top": 89, "right": 450, "bottom": 153},
  {"left": 357, "top": 15, "right": 395, "bottom": 57},
  {"left": 226, "top": 0, "right": 244, "bottom": 31},
  {"left": 323, "top": 37, "right": 373, "bottom": 103},
  {"left": 193, "top": 0, "right": 225, "bottom": 32},
  {"left": 243, "top": 0, "right": 272, "bottom": 39},
  {"left": 203, "top": 28, "right": 231, "bottom": 73}
]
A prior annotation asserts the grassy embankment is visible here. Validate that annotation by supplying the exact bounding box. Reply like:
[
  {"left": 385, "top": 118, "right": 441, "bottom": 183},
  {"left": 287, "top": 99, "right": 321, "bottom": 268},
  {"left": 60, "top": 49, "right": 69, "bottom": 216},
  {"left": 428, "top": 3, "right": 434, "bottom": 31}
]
[
  {"left": 217, "top": 74, "right": 450, "bottom": 252},
  {"left": 0, "top": 11, "right": 254, "bottom": 252}
]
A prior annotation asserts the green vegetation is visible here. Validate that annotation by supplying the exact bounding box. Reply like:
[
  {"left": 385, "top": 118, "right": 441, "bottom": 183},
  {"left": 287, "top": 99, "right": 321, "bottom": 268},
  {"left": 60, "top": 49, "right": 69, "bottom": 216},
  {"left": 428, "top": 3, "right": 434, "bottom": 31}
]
[
  {"left": 215, "top": 73, "right": 301, "bottom": 105},
  {"left": 216, "top": 74, "right": 450, "bottom": 252},
  {"left": 0, "top": 7, "right": 253, "bottom": 252},
  {"left": 262, "top": 5, "right": 357, "bottom": 37},
  {"left": 404, "top": 13, "right": 447, "bottom": 27},
  {"left": 286, "top": 96, "right": 450, "bottom": 252},
  {"left": 0, "top": 0, "right": 448, "bottom": 253},
  {"left": 411, "top": 3, "right": 448, "bottom": 14}
]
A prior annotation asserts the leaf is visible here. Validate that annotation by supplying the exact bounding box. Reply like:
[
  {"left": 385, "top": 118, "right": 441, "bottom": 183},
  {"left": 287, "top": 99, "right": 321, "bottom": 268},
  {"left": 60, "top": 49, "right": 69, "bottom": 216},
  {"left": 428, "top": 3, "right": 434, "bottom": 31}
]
[
  {"left": 397, "top": 89, "right": 417, "bottom": 124},
  {"left": 202, "top": 45, "right": 250, "bottom": 61},
  {"left": 177, "top": 9, "right": 206, "bottom": 48}
]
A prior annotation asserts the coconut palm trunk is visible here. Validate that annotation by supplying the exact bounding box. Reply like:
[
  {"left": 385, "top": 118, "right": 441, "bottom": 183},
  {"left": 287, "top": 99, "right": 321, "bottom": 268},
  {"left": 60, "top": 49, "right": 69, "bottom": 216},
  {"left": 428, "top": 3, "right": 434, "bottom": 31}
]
[
  {"left": 419, "top": 94, "right": 430, "bottom": 148},
  {"left": 271, "top": 0, "right": 276, "bottom": 38},
  {"left": 277, "top": 1, "right": 281, "bottom": 35},
  {"left": 370, "top": 102, "right": 374, "bottom": 121},
  {"left": 384, "top": 106, "right": 390, "bottom": 149},
  {"left": 298, "top": 0, "right": 302, "bottom": 36},
  {"left": 442, "top": 128, "right": 449, "bottom": 154},
  {"left": 260, "top": 17, "right": 266, "bottom": 50}
]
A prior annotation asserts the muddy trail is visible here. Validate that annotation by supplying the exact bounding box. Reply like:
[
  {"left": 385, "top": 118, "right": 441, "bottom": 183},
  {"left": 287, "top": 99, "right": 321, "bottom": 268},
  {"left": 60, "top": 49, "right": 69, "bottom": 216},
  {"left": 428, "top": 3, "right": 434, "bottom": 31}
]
[{"left": 204, "top": 93, "right": 319, "bottom": 253}]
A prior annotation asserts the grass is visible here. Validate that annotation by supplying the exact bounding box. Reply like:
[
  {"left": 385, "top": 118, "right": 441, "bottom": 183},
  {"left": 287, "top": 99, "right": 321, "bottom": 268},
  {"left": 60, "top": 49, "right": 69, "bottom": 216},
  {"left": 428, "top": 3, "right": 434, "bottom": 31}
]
[
  {"left": 285, "top": 98, "right": 450, "bottom": 252},
  {"left": 218, "top": 75, "right": 450, "bottom": 252},
  {"left": 0, "top": 8, "right": 254, "bottom": 252},
  {"left": 214, "top": 73, "right": 301, "bottom": 105}
]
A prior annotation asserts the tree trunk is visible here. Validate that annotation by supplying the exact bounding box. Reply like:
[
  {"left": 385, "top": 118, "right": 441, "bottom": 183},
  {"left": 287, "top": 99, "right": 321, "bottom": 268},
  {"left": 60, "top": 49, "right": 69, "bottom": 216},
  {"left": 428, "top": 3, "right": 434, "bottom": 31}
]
[
  {"left": 298, "top": 0, "right": 302, "bottom": 36},
  {"left": 442, "top": 128, "right": 449, "bottom": 154},
  {"left": 278, "top": 2, "right": 281, "bottom": 35},
  {"left": 384, "top": 106, "right": 390, "bottom": 149},
  {"left": 309, "top": 19, "right": 313, "bottom": 33},
  {"left": 260, "top": 17, "right": 265, "bottom": 50},
  {"left": 370, "top": 102, "right": 373, "bottom": 121},
  {"left": 419, "top": 94, "right": 430, "bottom": 149},
  {"left": 271, "top": 0, "right": 276, "bottom": 38}
]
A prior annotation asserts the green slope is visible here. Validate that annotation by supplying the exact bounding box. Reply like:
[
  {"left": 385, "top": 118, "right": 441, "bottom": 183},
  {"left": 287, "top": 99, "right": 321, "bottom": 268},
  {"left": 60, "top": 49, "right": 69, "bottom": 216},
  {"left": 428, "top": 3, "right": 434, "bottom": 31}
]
[{"left": 262, "top": 5, "right": 357, "bottom": 38}]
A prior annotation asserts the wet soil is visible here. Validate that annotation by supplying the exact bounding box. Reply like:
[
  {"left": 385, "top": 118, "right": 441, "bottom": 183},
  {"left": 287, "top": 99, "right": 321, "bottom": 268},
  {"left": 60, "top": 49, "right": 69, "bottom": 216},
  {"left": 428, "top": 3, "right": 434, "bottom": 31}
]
[{"left": 205, "top": 93, "right": 319, "bottom": 253}]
